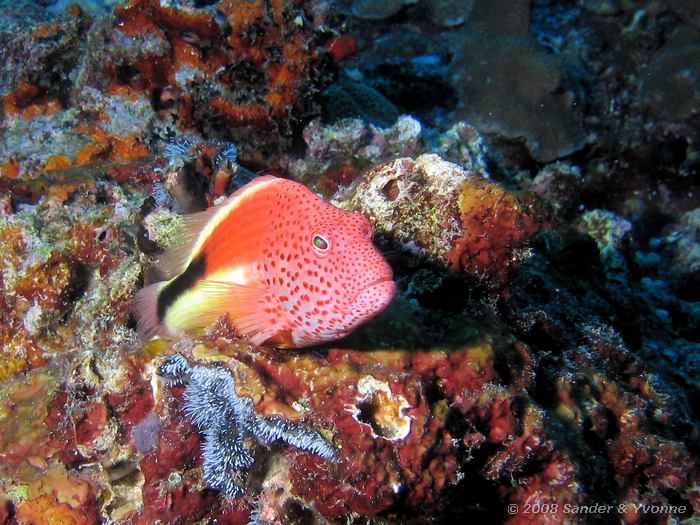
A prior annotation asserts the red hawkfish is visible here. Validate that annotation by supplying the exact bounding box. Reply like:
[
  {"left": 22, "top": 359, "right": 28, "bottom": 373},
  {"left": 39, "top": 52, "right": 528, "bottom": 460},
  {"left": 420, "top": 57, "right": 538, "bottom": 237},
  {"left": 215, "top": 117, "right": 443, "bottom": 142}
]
[{"left": 134, "top": 175, "right": 396, "bottom": 347}]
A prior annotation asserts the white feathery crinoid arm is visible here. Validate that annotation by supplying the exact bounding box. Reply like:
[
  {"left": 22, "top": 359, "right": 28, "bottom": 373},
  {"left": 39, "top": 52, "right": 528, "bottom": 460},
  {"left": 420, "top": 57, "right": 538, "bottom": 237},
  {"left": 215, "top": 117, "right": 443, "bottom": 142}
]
[
  {"left": 252, "top": 416, "right": 340, "bottom": 462},
  {"left": 158, "top": 353, "right": 192, "bottom": 384},
  {"left": 201, "top": 422, "right": 253, "bottom": 497},
  {"left": 157, "top": 353, "right": 340, "bottom": 498}
]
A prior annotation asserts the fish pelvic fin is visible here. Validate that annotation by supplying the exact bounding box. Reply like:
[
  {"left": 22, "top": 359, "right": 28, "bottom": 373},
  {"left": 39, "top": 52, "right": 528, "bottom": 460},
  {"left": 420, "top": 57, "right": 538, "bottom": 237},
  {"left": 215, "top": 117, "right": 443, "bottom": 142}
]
[
  {"left": 133, "top": 282, "right": 169, "bottom": 339},
  {"left": 196, "top": 279, "right": 283, "bottom": 346}
]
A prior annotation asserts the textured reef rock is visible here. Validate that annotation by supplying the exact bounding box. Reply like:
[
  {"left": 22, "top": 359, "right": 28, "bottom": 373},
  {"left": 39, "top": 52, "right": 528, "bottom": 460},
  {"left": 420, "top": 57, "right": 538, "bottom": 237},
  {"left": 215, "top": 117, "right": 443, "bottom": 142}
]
[
  {"left": 0, "top": 172, "right": 143, "bottom": 382},
  {"left": 0, "top": 0, "right": 331, "bottom": 180},
  {"left": 342, "top": 154, "right": 543, "bottom": 290},
  {"left": 106, "top": 0, "right": 328, "bottom": 162},
  {"left": 580, "top": 209, "right": 633, "bottom": 277},
  {"left": 332, "top": 0, "right": 587, "bottom": 163},
  {"left": 664, "top": 208, "right": 700, "bottom": 279},
  {"left": 280, "top": 114, "right": 422, "bottom": 197},
  {"left": 3, "top": 134, "right": 697, "bottom": 522}
]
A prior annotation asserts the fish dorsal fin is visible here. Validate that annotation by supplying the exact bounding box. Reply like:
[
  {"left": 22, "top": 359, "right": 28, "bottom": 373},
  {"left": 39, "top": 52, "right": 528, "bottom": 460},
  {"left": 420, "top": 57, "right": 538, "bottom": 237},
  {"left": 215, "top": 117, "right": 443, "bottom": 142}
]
[
  {"left": 156, "top": 206, "right": 220, "bottom": 279},
  {"left": 196, "top": 279, "right": 280, "bottom": 346},
  {"left": 155, "top": 175, "right": 279, "bottom": 280}
]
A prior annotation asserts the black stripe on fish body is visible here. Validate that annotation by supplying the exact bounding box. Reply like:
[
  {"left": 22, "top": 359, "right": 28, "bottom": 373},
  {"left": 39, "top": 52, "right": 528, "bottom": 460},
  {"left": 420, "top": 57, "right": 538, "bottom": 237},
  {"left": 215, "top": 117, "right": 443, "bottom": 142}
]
[{"left": 157, "top": 254, "right": 207, "bottom": 321}]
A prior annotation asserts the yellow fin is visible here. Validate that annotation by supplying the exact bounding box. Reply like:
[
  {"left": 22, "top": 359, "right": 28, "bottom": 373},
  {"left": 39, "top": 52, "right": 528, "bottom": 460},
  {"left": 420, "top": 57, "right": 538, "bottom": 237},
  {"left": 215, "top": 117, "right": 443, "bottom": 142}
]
[{"left": 196, "top": 279, "right": 279, "bottom": 345}]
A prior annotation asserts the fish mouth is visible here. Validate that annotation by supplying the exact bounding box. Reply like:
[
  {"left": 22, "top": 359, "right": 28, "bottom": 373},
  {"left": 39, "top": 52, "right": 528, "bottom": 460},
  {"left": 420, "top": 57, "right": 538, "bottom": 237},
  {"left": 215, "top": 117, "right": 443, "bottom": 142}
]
[
  {"left": 366, "top": 275, "right": 393, "bottom": 288},
  {"left": 350, "top": 278, "right": 397, "bottom": 317},
  {"left": 365, "top": 263, "right": 395, "bottom": 289}
]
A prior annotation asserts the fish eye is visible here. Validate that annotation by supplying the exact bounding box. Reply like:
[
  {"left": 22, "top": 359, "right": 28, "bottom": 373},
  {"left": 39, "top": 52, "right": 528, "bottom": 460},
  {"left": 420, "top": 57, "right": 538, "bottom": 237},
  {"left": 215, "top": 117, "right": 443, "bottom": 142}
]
[{"left": 312, "top": 233, "right": 330, "bottom": 254}]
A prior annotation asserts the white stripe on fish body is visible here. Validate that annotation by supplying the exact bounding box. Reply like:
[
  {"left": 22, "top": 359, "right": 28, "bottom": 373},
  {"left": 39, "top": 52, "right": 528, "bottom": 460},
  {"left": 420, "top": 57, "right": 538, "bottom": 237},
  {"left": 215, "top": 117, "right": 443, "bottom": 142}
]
[{"left": 185, "top": 177, "right": 277, "bottom": 270}]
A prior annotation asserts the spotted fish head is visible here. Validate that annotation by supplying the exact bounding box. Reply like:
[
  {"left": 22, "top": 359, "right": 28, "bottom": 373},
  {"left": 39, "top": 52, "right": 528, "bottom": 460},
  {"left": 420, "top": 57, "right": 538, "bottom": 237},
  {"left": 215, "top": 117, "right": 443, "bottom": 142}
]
[{"left": 263, "top": 183, "right": 395, "bottom": 347}]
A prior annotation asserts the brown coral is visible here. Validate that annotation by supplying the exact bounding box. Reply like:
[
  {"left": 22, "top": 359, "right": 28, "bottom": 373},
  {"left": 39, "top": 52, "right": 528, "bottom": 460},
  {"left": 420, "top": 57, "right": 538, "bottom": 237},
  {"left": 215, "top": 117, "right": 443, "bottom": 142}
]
[
  {"left": 450, "top": 0, "right": 586, "bottom": 162},
  {"left": 639, "top": 25, "right": 700, "bottom": 121}
]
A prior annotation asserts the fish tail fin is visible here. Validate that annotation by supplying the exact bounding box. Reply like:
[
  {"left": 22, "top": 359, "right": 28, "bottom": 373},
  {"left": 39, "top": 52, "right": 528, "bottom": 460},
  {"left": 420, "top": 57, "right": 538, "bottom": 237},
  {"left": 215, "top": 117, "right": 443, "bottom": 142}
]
[{"left": 133, "top": 282, "right": 167, "bottom": 339}]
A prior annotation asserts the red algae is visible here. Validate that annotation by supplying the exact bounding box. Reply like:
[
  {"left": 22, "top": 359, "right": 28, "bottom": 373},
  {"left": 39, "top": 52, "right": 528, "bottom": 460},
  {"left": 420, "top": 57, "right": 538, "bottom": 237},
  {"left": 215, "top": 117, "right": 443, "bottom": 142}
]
[
  {"left": 209, "top": 99, "right": 269, "bottom": 126},
  {"left": 3, "top": 81, "right": 62, "bottom": 119},
  {"left": 104, "top": 356, "right": 155, "bottom": 428},
  {"left": 111, "top": 0, "right": 326, "bottom": 156},
  {"left": 198, "top": 341, "right": 495, "bottom": 517},
  {"left": 15, "top": 472, "right": 100, "bottom": 525},
  {"left": 1, "top": 0, "right": 328, "bottom": 182},
  {"left": 327, "top": 34, "right": 358, "bottom": 63},
  {"left": 349, "top": 154, "right": 544, "bottom": 292},
  {"left": 0, "top": 371, "right": 65, "bottom": 467}
]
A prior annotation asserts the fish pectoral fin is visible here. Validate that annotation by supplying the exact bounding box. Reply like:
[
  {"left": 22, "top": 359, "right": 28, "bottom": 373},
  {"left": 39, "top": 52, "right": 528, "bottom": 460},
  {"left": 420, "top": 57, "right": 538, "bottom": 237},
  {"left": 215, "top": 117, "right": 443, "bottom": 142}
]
[{"left": 196, "top": 279, "right": 279, "bottom": 346}]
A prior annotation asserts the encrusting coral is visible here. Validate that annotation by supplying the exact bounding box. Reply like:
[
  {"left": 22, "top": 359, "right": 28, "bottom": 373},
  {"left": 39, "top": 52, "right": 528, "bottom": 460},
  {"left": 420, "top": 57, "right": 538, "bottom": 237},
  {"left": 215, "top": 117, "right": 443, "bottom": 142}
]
[
  {"left": 158, "top": 353, "right": 339, "bottom": 497},
  {"left": 0, "top": 0, "right": 331, "bottom": 181},
  {"left": 343, "top": 153, "right": 542, "bottom": 289},
  {"left": 1, "top": 0, "right": 699, "bottom": 522},
  {"left": 639, "top": 25, "right": 700, "bottom": 121},
  {"left": 450, "top": 0, "right": 587, "bottom": 162}
]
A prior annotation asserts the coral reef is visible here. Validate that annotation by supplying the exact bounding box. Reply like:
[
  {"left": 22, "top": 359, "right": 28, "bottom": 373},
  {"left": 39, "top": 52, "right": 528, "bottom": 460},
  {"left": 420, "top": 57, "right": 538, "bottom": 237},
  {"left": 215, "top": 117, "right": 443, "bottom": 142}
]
[
  {"left": 639, "top": 25, "right": 700, "bottom": 122},
  {"left": 0, "top": 171, "right": 143, "bottom": 382},
  {"left": 0, "top": 0, "right": 84, "bottom": 96},
  {"left": 109, "top": 0, "right": 329, "bottom": 163},
  {"left": 350, "top": 0, "right": 408, "bottom": 20},
  {"left": 0, "top": 0, "right": 699, "bottom": 523},
  {"left": 450, "top": 0, "right": 587, "bottom": 162},
  {"left": 280, "top": 114, "right": 422, "bottom": 196},
  {"left": 321, "top": 73, "right": 401, "bottom": 128},
  {"left": 664, "top": 208, "right": 700, "bottom": 279},
  {"left": 530, "top": 161, "right": 583, "bottom": 218},
  {"left": 328, "top": 0, "right": 586, "bottom": 162},
  {"left": 580, "top": 209, "right": 633, "bottom": 277},
  {"left": 0, "top": 0, "right": 331, "bottom": 181},
  {"left": 0, "top": 152, "right": 698, "bottom": 522}
]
